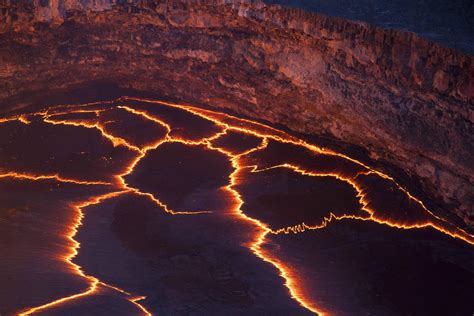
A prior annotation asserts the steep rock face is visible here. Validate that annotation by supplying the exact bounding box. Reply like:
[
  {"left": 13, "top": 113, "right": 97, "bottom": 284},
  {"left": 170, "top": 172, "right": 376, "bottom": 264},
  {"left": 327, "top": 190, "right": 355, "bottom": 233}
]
[
  {"left": 266, "top": 0, "right": 474, "bottom": 55},
  {"left": 0, "top": 0, "right": 473, "bottom": 226}
]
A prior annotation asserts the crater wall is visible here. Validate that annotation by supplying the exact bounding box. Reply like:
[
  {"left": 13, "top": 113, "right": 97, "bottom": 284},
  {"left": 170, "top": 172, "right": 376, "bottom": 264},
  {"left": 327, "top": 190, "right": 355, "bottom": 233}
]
[{"left": 0, "top": 0, "right": 473, "bottom": 226}]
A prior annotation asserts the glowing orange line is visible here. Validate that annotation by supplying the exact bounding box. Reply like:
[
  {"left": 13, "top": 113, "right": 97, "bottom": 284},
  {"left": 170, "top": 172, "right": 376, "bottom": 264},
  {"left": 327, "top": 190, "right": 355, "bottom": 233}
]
[
  {"left": 18, "top": 282, "right": 99, "bottom": 316},
  {"left": 1, "top": 108, "right": 156, "bottom": 316},
  {"left": 0, "top": 172, "right": 111, "bottom": 186},
  {"left": 18, "top": 190, "right": 131, "bottom": 315},
  {"left": 43, "top": 115, "right": 141, "bottom": 152},
  {"left": 115, "top": 106, "right": 226, "bottom": 215},
  {"left": 223, "top": 161, "right": 327, "bottom": 315},
  {"left": 99, "top": 104, "right": 322, "bottom": 313},
  {"left": 0, "top": 115, "right": 31, "bottom": 124},
  {"left": 18, "top": 115, "right": 31, "bottom": 124},
  {"left": 47, "top": 109, "right": 105, "bottom": 116},
  {"left": 131, "top": 189, "right": 212, "bottom": 215},
  {"left": 114, "top": 137, "right": 193, "bottom": 216},
  {"left": 0, "top": 117, "right": 17, "bottom": 123},
  {"left": 14, "top": 97, "right": 473, "bottom": 316},
  {"left": 130, "top": 296, "right": 152, "bottom": 316},
  {"left": 117, "top": 106, "right": 172, "bottom": 134},
  {"left": 271, "top": 213, "right": 371, "bottom": 235},
  {"left": 189, "top": 134, "right": 326, "bottom": 314},
  {"left": 120, "top": 97, "right": 294, "bottom": 139},
  {"left": 41, "top": 106, "right": 196, "bottom": 217},
  {"left": 130, "top": 97, "right": 450, "bottom": 225},
  {"left": 355, "top": 170, "right": 452, "bottom": 225},
  {"left": 79, "top": 98, "right": 474, "bottom": 313},
  {"left": 43, "top": 101, "right": 112, "bottom": 115},
  {"left": 261, "top": 164, "right": 474, "bottom": 244},
  {"left": 19, "top": 189, "right": 153, "bottom": 315}
]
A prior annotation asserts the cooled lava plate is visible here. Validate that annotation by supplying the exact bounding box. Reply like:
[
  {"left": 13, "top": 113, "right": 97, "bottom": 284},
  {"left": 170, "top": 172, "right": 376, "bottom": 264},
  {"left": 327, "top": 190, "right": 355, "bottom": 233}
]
[{"left": 0, "top": 98, "right": 473, "bottom": 316}]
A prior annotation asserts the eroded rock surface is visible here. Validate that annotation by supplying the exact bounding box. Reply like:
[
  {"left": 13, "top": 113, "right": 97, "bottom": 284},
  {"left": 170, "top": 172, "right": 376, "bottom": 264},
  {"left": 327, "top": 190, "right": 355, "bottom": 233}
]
[{"left": 0, "top": 0, "right": 472, "bottom": 226}]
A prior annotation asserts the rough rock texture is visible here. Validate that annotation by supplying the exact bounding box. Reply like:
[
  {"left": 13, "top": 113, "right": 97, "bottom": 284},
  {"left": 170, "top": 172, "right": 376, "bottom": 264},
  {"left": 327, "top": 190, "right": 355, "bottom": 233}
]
[
  {"left": 0, "top": 0, "right": 473, "bottom": 226},
  {"left": 267, "top": 0, "right": 474, "bottom": 55}
]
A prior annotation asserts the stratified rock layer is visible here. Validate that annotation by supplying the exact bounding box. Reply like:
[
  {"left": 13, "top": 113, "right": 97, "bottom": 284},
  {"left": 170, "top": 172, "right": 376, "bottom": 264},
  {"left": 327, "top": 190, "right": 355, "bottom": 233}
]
[{"left": 0, "top": 0, "right": 473, "bottom": 226}]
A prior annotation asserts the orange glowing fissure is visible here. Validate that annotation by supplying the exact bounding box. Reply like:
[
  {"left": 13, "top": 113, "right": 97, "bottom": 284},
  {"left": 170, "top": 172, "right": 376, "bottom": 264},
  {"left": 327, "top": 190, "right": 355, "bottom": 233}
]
[
  {"left": 17, "top": 190, "right": 152, "bottom": 316},
  {"left": 0, "top": 172, "right": 111, "bottom": 186},
  {"left": 3, "top": 97, "right": 472, "bottom": 316}
]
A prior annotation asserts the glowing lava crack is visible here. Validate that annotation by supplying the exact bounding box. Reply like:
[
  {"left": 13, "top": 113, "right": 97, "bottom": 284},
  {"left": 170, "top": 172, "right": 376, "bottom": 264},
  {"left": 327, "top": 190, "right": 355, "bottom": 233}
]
[{"left": 1, "top": 97, "right": 473, "bottom": 316}]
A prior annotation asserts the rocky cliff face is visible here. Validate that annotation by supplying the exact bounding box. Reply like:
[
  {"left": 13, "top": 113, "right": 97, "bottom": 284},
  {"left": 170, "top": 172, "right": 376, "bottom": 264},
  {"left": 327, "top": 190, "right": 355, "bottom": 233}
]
[{"left": 0, "top": 0, "right": 473, "bottom": 227}]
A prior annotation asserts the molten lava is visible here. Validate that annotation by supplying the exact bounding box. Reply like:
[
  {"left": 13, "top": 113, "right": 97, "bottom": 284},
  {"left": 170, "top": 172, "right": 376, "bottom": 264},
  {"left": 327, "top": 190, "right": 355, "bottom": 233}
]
[{"left": 0, "top": 97, "right": 472, "bottom": 315}]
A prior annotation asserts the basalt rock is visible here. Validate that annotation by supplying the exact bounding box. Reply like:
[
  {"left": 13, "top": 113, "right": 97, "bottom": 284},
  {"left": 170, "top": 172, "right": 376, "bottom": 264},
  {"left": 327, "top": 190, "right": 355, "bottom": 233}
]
[{"left": 0, "top": 0, "right": 473, "bottom": 227}]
